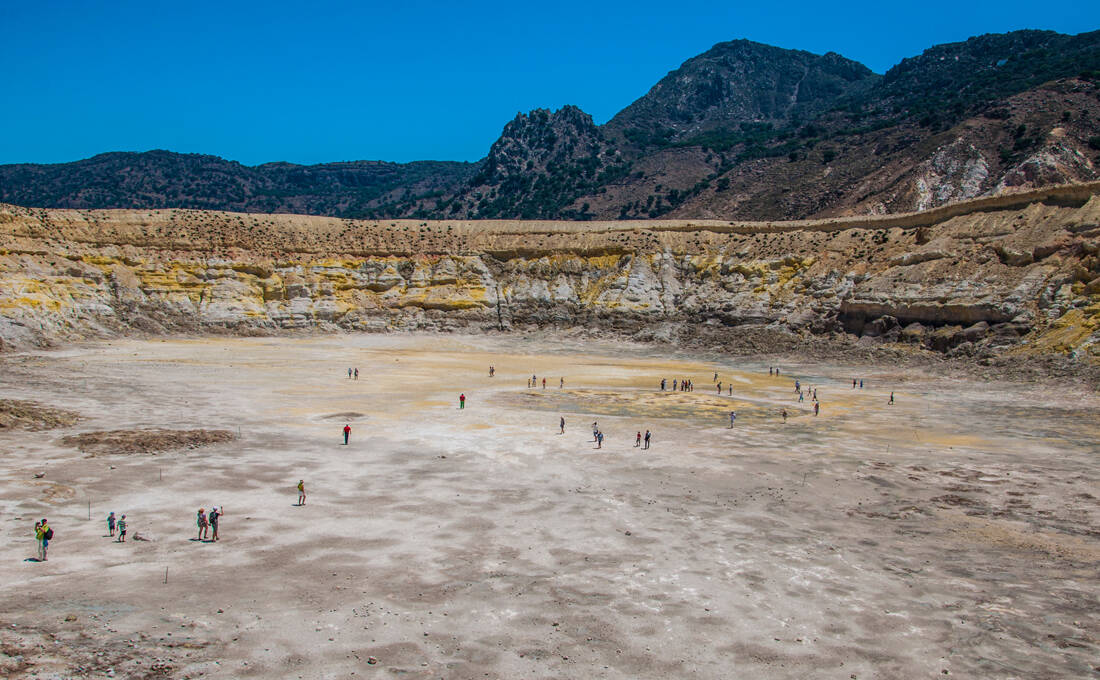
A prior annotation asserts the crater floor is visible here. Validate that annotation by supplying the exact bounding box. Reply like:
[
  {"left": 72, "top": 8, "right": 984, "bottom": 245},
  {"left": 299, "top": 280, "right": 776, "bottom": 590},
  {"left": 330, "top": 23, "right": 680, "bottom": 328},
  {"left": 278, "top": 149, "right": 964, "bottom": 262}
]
[{"left": 0, "top": 334, "right": 1096, "bottom": 679}]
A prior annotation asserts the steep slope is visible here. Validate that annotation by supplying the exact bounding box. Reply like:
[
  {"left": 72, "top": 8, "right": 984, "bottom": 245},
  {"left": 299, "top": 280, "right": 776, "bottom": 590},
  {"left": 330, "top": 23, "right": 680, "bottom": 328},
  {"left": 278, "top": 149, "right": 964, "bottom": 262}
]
[
  {"left": 2, "top": 183, "right": 1099, "bottom": 367},
  {"left": 604, "top": 39, "right": 878, "bottom": 148},
  {"left": 446, "top": 106, "right": 628, "bottom": 219}
]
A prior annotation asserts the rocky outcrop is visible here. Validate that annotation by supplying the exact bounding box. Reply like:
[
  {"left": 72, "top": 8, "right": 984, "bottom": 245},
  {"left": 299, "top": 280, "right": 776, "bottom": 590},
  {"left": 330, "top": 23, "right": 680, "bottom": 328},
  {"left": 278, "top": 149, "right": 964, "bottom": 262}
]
[{"left": 2, "top": 182, "right": 1099, "bottom": 362}]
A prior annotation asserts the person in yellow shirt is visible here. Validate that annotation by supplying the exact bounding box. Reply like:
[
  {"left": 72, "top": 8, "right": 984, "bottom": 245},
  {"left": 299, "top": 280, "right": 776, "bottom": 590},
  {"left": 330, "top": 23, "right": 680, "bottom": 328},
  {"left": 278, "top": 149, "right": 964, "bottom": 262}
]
[
  {"left": 297, "top": 480, "right": 306, "bottom": 506},
  {"left": 35, "top": 518, "right": 51, "bottom": 561}
]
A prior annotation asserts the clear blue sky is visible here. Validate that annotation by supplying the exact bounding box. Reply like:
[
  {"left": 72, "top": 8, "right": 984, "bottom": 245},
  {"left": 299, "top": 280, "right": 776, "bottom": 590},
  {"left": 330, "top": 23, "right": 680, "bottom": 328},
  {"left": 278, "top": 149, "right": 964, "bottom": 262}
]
[{"left": 2, "top": 0, "right": 1097, "bottom": 166}]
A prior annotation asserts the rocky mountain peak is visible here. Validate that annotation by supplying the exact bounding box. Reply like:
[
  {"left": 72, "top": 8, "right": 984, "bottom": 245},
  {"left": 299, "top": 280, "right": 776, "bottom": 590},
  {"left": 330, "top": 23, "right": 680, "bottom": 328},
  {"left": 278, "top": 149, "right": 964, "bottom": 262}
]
[{"left": 605, "top": 39, "right": 878, "bottom": 146}]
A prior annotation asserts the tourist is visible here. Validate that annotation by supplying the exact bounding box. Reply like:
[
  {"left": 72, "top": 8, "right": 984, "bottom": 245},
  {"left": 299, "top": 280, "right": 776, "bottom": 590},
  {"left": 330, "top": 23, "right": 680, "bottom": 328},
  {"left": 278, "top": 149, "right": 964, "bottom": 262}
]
[
  {"left": 459, "top": 393, "right": 466, "bottom": 409},
  {"left": 889, "top": 392, "right": 895, "bottom": 405},
  {"left": 592, "top": 422, "right": 598, "bottom": 440},
  {"left": 643, "top": 430, "right": 651, "bottom": 449},
  {"left": 117, "top": 515, "right": 127, "bottom": 542},
  {"left": 35, "top": 519, "right": 51, "bottom": 561},
  {"left": 560, "top": 416, "right": 565, "bottom": 434},
  {"left": 354, "top": 368, "right": 359, "bottom": 380},
  {"left": 297, "top": 480, "right": 306, "bottom": 506},
  {"left": 795, "top": 379, "right": 800, "bottom": 392},
  {"left": 528, "top": 378, "right": 531, "bottom": 388},
  {"left": 542, "top": 378, "right": 546, "bottom": 389},
  {"left": 798, "top": 390, "right": 804, "bottom": 403},
  {"left": 209, "top": 507, "right": 221, "bottom": 541},
  {"left": 196, "top": 509, "right": 208, "bottom": 541},
  {"left": 713, "top": 372, "right": 718, "bottom": 381},
  {"left": 728, "top": 384, "right": 732, "bottom": 396},
  {"left": 716, "top": 382, "right": 722, "bottom": 394},
  {"left": 661, "top": 378, "right": 666, "bottom": 391},
  {"left": 672, "top": 379, "right": 678, "bottom": 391},
  {"left": 107, "top": 511, "right": 116, "bottom": 537},
  {"left": 769, "top": 367, "right": 773, "bottom": 375},
  {"left": 859, "top": 379, "right": 863, "bottom": 389},
  {"left": 559, "top": 377, "right": 564, "bottom": 388},
  {"left": 852, "top": 379, "right": 857, "bottom": 389},
  {"left": 813, "top": 389, "right": 817, "bottom": 401},
  {"left": 782, "top": 409, "right": 788, "bottom": 422},
  {"left": 596, "top": 431, "right": 604, "bottom": 449},
  {"left": 348, "top": 367, "right": 352, "bottom": 379},
  {"left": 343, "top": 423, "right": 351, "bottom": 444},
  {"left": 814, "top": 402, "right": 820, "bottom": 416},
  {"left": 635, "top": 431, "right": 642, "bottom": 447},
  {"left": 489, "top": 366, "right": 495, "bottom": 377},
  {"left": 729, "top": 411, "right": 736, "bottom": 428}
]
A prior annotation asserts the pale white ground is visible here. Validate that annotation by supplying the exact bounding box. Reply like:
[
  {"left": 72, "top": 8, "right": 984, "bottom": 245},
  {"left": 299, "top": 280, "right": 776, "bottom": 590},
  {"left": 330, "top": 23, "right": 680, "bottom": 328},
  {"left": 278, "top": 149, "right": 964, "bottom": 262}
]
[{"left": 0, "top": 334, "right": 1097, "bottom": 679}]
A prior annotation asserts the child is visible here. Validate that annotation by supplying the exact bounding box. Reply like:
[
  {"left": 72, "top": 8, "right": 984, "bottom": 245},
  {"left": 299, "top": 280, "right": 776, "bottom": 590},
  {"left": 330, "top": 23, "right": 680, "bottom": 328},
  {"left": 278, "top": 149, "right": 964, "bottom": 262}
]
[
  {"left": 117, "top": 515, "right": 127, "bottom": 542},
  {"left": 107, "top": 511, "right": 116, "bottom": 537}
]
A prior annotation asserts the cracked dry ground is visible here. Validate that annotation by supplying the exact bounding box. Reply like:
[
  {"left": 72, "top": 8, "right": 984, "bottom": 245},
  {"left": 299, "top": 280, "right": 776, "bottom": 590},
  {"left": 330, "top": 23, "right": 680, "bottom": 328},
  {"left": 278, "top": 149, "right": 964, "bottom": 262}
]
[{"left": 0, "top": 334, "right": 1096, "bottom": 679}]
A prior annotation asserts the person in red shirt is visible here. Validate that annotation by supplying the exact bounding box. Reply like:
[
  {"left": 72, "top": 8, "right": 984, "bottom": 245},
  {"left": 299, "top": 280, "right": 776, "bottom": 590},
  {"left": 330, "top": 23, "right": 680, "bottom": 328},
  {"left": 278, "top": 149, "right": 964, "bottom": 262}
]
[
  {"left": 343, "top": 423, "right": 351, "bottom": 444},
  {"left": 459, "top": 393, "right": 466, "bottom": 410}
]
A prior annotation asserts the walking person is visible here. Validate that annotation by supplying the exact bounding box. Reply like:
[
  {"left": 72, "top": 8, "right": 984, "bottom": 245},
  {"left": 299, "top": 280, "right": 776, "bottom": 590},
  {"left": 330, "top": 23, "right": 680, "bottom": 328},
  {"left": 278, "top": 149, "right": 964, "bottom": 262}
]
[
  {"left": 643, "top": 430, "right": 651, "bottom": 450},
  {"left": 343, "top": 423, "right": 351, "bottom": 445},
  {"left": 782, "top": 409, "right": 788, "bottom": 423},
  {"left": 559, "top": 377, "right": 564, "bottom": 389},
  {"left": 559, "top": 416, "right": 565, "bottom": 434},
  {"left": 209, "top": 507, "right": 221, "bottom": 541},
  {"left": 542, "top": 378, "right": 546, "bottom": 389},
  {"left": 728, "top": 384, "right": 732, "bottom": 396},
  {"left": 592, "top": 422, "right": 599, "bottom": 441},
  {"left": 107, "top": 511, "right": 116, "bottom": 537},
  {"left": 716, "top": 382, "right": 722, "bottom": 395},
  {"left": 459, "top": 393, "right": 466, "bottom": 409},
  {"left": 661, "top": 378, "right": 666, "bottom": 391},
  {"left": 814, "top": 402, "right": 820, "bottom": 416},
  {"left": 354, "top": 368, "right": 359, "bottom": 380},
  {"left": 729, "top": 411, "right": 736, "bottom": 428},
  {"left": 596, "top": 431, "right": 604, "bottom": 449},
  {"left": 297, "top": 480, "right": 306, "bottom": 506},
  {"left": 889, "top": 392, "right": 895, "bottom": 405},
  {"left": 196, "top": 509, "right": 208, "bottom": 541},
  {"left": 348, "top": 367, "right": 352, "bottom": 379},
  {"left": 117, "top": 515, "right": 127, "bottom": 542},
  {"left": 635, "top": 431, "right": 642, "bottom": 447}
]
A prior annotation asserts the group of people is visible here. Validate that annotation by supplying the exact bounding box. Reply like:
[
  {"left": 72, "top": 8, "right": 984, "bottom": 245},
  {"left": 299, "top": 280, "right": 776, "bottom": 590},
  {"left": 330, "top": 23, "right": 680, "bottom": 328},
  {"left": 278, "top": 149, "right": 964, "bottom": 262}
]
[
  {"left": 659, "top": 378, "right": 695, "bottom": 392},
  {"left": 195, "top": 506, "right": 222, "bottom": 541},
  {"left": 106, "top": 511, "right": 127, "bottom": 542},
  {"left": 586, "top": 421, "right": 653, "bottom": 450},
  {"left": 527, "top": 374, "right": 564, "bottom": 389}
]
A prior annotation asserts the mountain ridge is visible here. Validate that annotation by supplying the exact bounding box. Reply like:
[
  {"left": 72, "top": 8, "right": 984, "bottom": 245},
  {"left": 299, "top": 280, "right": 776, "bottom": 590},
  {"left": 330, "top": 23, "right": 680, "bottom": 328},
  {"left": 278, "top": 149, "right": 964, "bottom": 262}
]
[{"left": 2, "top": 29, "right": 1099, "bottom": 221}]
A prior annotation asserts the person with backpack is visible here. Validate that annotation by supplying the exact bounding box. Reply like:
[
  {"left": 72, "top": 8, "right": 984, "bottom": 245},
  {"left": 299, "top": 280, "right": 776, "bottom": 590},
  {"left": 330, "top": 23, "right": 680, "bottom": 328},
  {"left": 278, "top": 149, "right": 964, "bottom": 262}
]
[
  {"left": 36, "top": 519, "right": 52, "bottom": 561},
  {"left": 209, "top": 507, "right": 221, "bottom": 541},
  {"left": 117, "top": 515, "right": 127, "bottom": 542},
  {"left": 643, "top": 430, "right": 651, "bottom": 449},
  {"left": 297, "top": 480, "right": 306, "bottom": 506}
]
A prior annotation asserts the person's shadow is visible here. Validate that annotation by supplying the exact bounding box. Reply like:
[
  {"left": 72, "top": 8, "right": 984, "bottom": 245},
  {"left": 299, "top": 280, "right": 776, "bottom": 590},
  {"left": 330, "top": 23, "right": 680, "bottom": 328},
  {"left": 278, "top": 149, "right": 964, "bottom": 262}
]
[{"left": 24, "top": 557, "right": 42, "bottom": 562}]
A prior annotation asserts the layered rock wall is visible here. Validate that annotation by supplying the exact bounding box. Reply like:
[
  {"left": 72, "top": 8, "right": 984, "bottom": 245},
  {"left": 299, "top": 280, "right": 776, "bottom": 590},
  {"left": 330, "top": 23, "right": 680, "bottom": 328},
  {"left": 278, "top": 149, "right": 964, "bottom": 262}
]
[{"left": 2, "top": 182, "right": 1099, "bottom": 361}]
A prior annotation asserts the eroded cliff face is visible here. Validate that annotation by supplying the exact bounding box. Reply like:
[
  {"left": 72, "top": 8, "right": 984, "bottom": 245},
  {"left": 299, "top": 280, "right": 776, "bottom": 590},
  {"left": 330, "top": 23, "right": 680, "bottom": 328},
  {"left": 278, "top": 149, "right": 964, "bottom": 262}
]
[{"left": 2, "top": 183, "right": 1099, "bottom": 362}]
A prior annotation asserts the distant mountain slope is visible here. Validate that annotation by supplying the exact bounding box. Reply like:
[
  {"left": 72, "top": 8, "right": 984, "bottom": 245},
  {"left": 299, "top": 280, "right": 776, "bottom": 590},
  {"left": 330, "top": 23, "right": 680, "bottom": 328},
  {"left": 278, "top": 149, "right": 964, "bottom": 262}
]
[
  {"left": 0, "top": 151, "right": 475, "bottom": 218},
  {"left": 603, "top": 39, "right": 879, "bottom": 148},
  {"left": 2, "top": 30, "right": 1099, "bottom": 221}
]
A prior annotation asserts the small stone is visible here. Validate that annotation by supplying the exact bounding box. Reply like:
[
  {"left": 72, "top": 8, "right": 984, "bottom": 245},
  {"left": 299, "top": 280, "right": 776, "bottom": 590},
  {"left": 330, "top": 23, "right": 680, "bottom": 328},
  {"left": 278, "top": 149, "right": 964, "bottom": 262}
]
[
  {"left": 216, "top": 609, "right": 224, "bottom": 614},
  {"left": 64, "top": 614, "right": 77, "bottom": 622}
]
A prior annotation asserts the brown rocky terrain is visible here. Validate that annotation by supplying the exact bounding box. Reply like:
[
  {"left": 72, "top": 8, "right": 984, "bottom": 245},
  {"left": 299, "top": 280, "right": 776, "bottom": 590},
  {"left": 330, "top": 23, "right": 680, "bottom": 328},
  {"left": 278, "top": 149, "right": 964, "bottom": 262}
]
[{"left": 2, "top": 181, "right": 1098, "bottom": 371}]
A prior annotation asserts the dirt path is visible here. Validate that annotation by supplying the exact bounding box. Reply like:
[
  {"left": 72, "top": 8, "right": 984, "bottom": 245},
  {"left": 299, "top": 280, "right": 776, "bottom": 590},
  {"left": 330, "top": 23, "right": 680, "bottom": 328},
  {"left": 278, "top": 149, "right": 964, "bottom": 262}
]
[{"left": 0, "top": 334, "right": 1096, "bottom": 679}]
